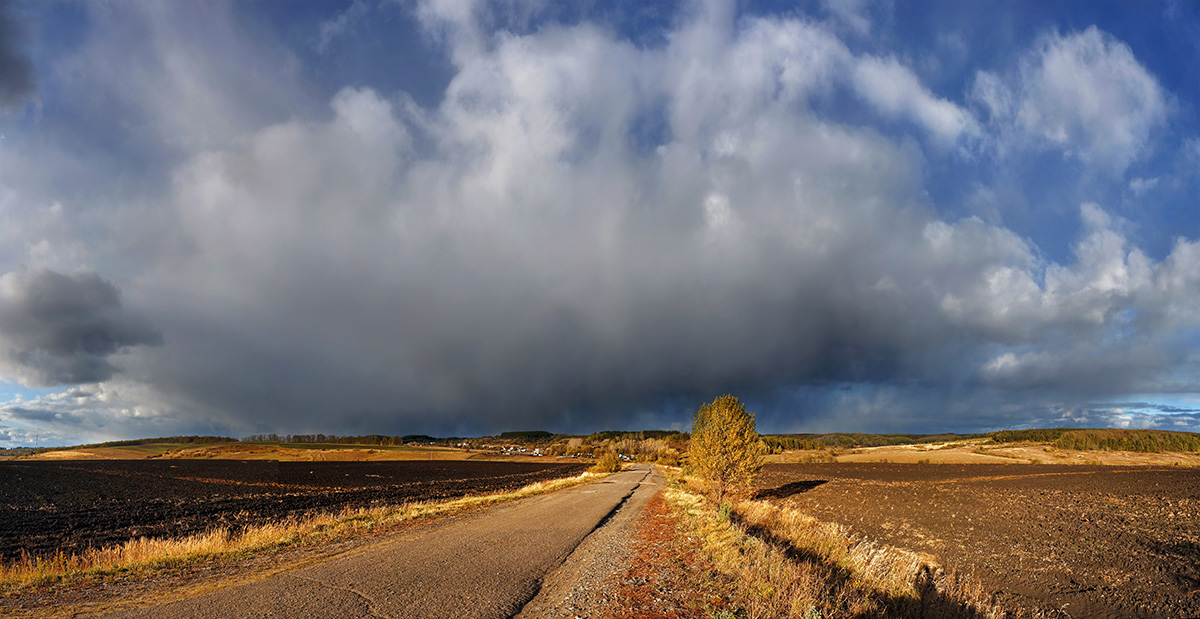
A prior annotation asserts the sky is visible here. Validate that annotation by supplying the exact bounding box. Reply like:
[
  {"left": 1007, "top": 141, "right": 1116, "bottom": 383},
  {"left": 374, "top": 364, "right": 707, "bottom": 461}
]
[{"left": 2, "top": 0, "right": 1200, "bottom": 446}]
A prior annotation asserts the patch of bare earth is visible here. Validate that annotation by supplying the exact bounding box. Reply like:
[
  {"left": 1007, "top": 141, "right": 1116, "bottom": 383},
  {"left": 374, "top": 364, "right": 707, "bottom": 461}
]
[
  {"left": 602, "top": 491, "right": 734, "bottom": 619},
  {"left": 757, "top": 463, "right": 1200, "bottom": 618}
]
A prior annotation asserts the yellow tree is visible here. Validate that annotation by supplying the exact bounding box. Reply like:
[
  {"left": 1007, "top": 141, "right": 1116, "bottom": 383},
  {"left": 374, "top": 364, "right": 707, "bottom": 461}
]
[{"left": 689, "top": 394, "right": 766, "bottom": 500}]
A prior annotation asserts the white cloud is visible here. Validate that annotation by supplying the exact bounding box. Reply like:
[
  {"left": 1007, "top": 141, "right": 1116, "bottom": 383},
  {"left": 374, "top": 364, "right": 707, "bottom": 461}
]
[
  {"left": 1129, "top": 176, "right": 1160, "bottom": 195},
  {"left": 972, "top": 27, "right": 1168, "bottom": 174},
  {"left": 931, "top": 203, "right": 1162, "bottom": 344},
  {"left": 820, "top": 0, "right": 871, "bottom": 36},
  {"left": 665, "top": 12, "right": 850, "bottom": 146},
  {"left": 970, "top": 70, "right": 1012, "bottom": 122},
  {"left": 852, "top": 56, "right": 980, "bottom": 146},
  {"left": 0, "top": 380, "right": 202, "bottom": 445}
]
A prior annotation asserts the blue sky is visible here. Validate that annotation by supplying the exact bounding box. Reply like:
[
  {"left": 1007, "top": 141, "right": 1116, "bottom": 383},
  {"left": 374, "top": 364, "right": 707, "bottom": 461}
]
[{"left": 1, "top": 0, "right": 1200, "bottom": 446}]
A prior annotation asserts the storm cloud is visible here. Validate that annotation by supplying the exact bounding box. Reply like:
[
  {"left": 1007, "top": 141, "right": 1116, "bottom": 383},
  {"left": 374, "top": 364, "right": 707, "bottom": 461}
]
[
  {"left": 2, "top": 1, "right": 1200, "bottom": 443},
  {"left": 0, "top": 269, "right": 162, "bottom": 386},
  {"left": 0, "top": 0, "right": 35, "bottom": 109}
]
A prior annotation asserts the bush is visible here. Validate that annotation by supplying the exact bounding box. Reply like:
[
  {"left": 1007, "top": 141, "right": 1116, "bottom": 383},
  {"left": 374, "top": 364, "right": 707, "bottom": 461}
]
[
  {"left": 689, "top": 394, "right": 766, "bottom": 500},
  {"left": 590, "top": 451, "right": 622, "bottom": 473}
]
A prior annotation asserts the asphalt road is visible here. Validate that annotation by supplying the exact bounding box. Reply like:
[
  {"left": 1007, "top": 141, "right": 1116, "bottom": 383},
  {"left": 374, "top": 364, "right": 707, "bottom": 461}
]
[{"left": 104, "top": 465, "right": 656, "bottom": 619}]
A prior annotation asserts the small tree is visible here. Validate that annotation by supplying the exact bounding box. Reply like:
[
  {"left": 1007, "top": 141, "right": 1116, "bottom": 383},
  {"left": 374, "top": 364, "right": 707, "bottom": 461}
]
[
  {"left": 591, "top": 450, "right": 622, "bottom": 473},
  {"left": 689, "top": 394, "right": 765, "bottom": 500}
]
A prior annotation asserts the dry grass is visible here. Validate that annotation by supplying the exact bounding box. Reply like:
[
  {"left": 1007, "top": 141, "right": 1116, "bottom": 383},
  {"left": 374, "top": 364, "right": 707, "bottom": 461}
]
[
  {"left": 1, "top": 472, "right": 604, "bottom": 593},
  {"left": 166, "top": 443, "right": 476, "bottom": 461},
  {"left": 664, "top": 473, "right": 1012, "bottom": 618},
  {"left": 24, "top": 445, "right": 188, "bottom": 460},
  {"left": 769, "top": 439, "right": 1200, "bottom": 466}
]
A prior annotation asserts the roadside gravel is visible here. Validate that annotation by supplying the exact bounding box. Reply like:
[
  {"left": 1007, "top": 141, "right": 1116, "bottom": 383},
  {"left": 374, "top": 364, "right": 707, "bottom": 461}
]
[{"left": 515, "top": 466, "right": 663, "bottom": 618}]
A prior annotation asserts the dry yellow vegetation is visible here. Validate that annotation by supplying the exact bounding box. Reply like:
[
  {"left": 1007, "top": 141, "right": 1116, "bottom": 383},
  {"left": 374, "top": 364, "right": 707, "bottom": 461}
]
[
  {"left": 767, "top": 438, "right": 1200, "bottom": 466},
  {"left": 689, "top": 394, "right": 766, "bottom": 500},
  {"left": 666, "top": 470, "right": 1008, "bottom": 618}
]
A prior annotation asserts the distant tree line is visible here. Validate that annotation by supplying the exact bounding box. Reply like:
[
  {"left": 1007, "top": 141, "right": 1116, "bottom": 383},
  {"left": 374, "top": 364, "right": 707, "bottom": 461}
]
[
  {"left": 538, "top": 431, "right": 688, "bottom": 465},
  {"left": 76, "top": 436, "right": 236, "bottom": 449},
  {"left": 1054, "top": 429, "right": 1200, "bottom": 453},
  {"left": 498, "top": 431, "right": 554, "bottom": 442},
  {"left": 761, "top": 432, "right": 985, "bottom": 453},
  {"left": 990, "top": 428, "right": 1074, "bottom": 443},
  {"left": 0, "top": 446, "right": 52, "bottom": 457},
  {"left": 992, "top": 428, "right": 1200, "bottom": 452},
  {"left": 239, "top": 429, "right": 689, "bottom": 464},
  {"left": 242, "top": 434, "right": 451, "bottom": 445}
]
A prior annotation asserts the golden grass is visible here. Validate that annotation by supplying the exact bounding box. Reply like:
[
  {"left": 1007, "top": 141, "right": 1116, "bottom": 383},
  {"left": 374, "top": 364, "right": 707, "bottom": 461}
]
[
  {"left": 25, "top": 445, "right": 189, "bottom": 460},
  {"left": 664, "top": 473, "right": 1010, "bottom": 618},
  {"left": 165, "top": 443, "right": 473, "bottom": 461},
  {"left": 1, "top": 472, "right": 605, "bottom": 592},
  {"left": 769, "top": 439, "right": 1200, "bottom": 466}
]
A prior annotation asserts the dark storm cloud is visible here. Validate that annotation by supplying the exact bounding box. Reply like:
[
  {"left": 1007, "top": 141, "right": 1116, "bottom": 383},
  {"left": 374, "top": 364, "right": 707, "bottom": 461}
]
[
  {"left": 87, "top": 4, "right": 1197, "bottom": 437},
  {"left": 0, "top": 0, "right": 36, "bottom": 109},
  {"left": 1, "top": 405, "right": 79, "bottom": 424},
  {"left": 1099, "top": 402, "right": 1200, "bottom": 414},
  {"left": 8, "top": 1, "right": 1200, "bottom": 444},
  {"left": 0, "top": 269, "right": 162, "bottom": 386}
]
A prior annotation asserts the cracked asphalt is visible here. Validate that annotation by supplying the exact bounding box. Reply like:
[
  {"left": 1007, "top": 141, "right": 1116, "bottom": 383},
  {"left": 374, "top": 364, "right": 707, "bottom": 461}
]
[{"left": 102, "top": 465, "right": 655, "bottom": 619}]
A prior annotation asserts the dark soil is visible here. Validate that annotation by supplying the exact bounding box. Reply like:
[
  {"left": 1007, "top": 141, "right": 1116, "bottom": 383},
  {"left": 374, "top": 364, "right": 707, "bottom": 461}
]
[
  {"left": 0, "top": 460, "right": 587, "bottom": 560},
  {"left": 756, "top": 463, "right": 1200, "bottom": 619}
]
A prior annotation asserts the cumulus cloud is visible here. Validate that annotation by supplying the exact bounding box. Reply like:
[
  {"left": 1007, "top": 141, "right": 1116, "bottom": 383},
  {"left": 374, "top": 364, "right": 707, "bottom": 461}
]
[
  {"left": 972, "top": 27, "right": 1168, "bottom": 173},
  {"left": 117, "top": 4, "right": 1186, "bottom": 435},
  {"left": 852, "top": 56, "right": 979, "bottom": 145},
  {"left": 0, "top": 269, "right": 162, "bottom": 386},
  {"left": 0, "top": 0, "right": 36, "bottom": 109},
  {"left": 0, "top": 381, "right": 198, "bottom": 445}
]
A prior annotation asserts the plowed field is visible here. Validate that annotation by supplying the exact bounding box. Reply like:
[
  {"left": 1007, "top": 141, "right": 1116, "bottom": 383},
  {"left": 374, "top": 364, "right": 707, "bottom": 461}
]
[
  {"left": 0, "top": 460, "right": 587, "bottom": 560},
  {"left": 756, "top": 463, "right": 1200, "bottom": 619}
]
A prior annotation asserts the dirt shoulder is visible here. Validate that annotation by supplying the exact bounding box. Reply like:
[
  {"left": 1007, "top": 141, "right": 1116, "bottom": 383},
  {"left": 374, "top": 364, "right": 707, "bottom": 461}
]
[
  {"left": 599, "top": 487, "right": 735, "bottom": 618},
  {"left": 515, "top": 466, "right": 664, "bottom": 617}
]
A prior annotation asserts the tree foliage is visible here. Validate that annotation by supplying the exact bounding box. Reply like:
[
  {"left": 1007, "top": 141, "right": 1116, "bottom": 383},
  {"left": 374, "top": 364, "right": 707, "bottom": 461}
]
[
  {"left": 1054, "top": 429, "right": 1200, "bottom": 452},
  {"left": 990, "top": 428, "right": 1200, "bottom": 452},
  {"left": 689, "top": 395, "right": 766, "bottom": 499},
  {"left": 761, "top": 432, "right": 985, "bottom": 452},
  {"left": 591, "top": 451, "right": 622, "bottom": 473}
]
